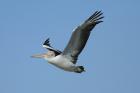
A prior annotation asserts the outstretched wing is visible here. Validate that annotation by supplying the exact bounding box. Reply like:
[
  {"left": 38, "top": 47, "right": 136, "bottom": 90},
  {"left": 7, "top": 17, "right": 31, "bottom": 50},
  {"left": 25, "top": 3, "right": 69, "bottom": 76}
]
[
  {"left": 43, "top": 38, "right": 62, "bottom": 56},
  {"left": 62, "top": 11, "right": 104, "bottom": 64}
]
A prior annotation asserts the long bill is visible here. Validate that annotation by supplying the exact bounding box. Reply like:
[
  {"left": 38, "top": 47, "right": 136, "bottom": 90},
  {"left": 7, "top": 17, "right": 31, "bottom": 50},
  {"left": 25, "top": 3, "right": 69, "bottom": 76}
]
[{"left": 31, "top": 53, "right": 46, "bottom": 58}]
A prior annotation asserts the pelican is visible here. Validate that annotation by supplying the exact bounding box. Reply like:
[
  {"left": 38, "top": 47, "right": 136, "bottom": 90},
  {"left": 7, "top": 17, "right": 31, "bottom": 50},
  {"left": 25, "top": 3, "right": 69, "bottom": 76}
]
[{"left": 32, "top": 11, "right": 104, "bottom": 73}]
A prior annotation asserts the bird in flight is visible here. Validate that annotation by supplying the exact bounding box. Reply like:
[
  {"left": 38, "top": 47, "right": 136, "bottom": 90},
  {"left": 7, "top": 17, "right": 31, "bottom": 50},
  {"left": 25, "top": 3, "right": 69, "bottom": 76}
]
[{"left": 32, "top": 11, "right": 104, "bottom": 73}]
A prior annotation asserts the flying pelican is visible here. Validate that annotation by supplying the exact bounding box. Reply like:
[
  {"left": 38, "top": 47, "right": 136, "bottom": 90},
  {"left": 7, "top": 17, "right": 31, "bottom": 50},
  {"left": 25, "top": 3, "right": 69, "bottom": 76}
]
[{"left": 32, "top": 11, "right": 104, "bottom": 73}]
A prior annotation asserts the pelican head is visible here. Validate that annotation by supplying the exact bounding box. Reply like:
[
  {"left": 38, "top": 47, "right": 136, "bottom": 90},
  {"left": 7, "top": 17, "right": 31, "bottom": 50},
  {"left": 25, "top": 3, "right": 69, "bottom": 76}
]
[{"left": 31, "top": 51, "right": 55, "bottom": 59}]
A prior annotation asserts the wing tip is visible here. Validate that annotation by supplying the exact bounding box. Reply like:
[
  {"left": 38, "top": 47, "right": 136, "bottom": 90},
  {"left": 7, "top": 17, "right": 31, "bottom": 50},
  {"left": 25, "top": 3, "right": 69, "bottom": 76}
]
[
  {"left": 86, "top": 10, "right": 104, "bottom": 24},
  {"left": 43, "top": 38, "right": 51, "bottom": 46}
]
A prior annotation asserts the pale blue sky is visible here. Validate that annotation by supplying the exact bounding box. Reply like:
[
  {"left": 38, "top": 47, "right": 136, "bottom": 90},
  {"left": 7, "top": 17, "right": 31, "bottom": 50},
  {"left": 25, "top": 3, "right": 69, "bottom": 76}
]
[{"left": 0, "top": 0, "right": 140, "bottom": 93}]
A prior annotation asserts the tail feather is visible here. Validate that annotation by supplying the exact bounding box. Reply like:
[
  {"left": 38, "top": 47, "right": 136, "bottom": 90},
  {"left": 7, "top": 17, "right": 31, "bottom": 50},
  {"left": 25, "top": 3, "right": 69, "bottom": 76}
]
[{"left": 74, "top": 66, "right": 85, "bottom": 73}]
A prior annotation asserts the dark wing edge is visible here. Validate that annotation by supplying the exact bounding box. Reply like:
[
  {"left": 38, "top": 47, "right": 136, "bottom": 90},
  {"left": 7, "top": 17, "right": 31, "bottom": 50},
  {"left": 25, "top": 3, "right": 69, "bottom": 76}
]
[
  {"left": 62, "top": 11, "right": 104, "bottom": 64},
  {"left": 43, "top": 38, "right": 62, "bottom": 56}
]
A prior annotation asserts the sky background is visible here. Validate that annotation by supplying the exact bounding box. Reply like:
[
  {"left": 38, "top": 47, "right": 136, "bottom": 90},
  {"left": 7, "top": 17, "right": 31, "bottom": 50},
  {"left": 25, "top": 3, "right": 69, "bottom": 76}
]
[{"left": 0, "top": 0, "right": 140, "bottom": 93}]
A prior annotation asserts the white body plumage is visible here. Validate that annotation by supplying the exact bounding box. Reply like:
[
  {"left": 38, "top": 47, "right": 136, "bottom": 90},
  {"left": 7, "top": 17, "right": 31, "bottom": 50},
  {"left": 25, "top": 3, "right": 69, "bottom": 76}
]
[{"left": 45, "top": 55, "right": 76, "bottom": 72}]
